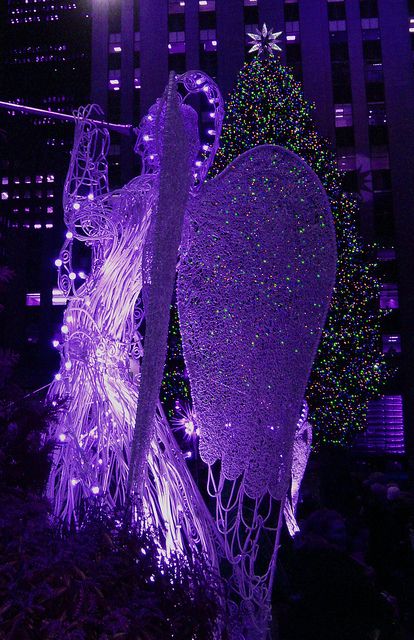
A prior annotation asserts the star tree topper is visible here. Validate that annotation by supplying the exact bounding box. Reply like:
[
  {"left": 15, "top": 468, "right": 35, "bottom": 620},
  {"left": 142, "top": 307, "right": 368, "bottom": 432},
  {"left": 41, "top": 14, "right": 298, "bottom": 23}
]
[{"left": 248, "top": 23, "right": 282, "bottom": 56}]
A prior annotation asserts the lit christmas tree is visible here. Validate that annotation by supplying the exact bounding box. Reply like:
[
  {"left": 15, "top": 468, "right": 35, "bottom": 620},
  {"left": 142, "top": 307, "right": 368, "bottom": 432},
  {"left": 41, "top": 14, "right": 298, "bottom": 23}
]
[
  {"left": 161, "top": 36, "right": 390, "bottom": 447},
  {"left": 209, "top": 42, "right": 390, "bottom": 446}
]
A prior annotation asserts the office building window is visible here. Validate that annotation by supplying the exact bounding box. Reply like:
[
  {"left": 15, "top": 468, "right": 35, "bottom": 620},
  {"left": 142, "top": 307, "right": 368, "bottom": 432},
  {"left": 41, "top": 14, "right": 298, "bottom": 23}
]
[
  {"left": 335, "top": 104, "right": 353, "bottom": 127},
  {"left": 368, "top": 102, "right": 386, "bottom": 125},
  {"left": 363, "top": 40, "right": 382, "bottom": 62},
  {"left": 199, "top": 1, "right": 215, "bottom": 12},
  {"left": 365, "top": 62, "right": 383, "bottom": 83},
  {"left": 372, "top": 169, "right": 391, "bottom": 192},
  {"left": 336, "top": 126, "right": 355, "bottom": 146},
  {"left": 366, "top": 82, "right": 385, "bottom": 102},
  {"left": 371, "top": 145, "right": 389, "bottom": 170},
  {"left": 284, "top": 3, "right": 299, "bottom": 21},
  {"left": 337, "top": 148, "right": 356, "bottom": 171},
  {"left": 360, "top": 0, "right": 378, "bottom": 19},
  {"left": 369, "top": 125, "right": 388, "bottom": 146},
  {"left": 26, "top": 293, "right": 41, "bottom": 306},
  {"left": 328, "top": 2, "right": 346, "bottom": 20},
  {"left": 109, "top": 33, "right": 121, "bottom": 54},
  {"left": 169, "top": 0, "right": 185, "bottom": 14},
  {"left": 382, "top": 334, "right": 401, "bottom": 354},
  {"left": 361, "top": 17, "right": 379, "bottom": 29},
  {"left": 380, "top": 283, "right": 399, "bottom": 309}
]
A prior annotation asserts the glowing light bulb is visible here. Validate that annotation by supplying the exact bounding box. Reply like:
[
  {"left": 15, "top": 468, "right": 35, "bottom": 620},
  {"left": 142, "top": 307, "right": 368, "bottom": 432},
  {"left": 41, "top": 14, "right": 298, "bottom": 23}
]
[
  {"left": 207, "top": 129, "right": 216, "bottom": 136},
  {"left": 55, "top": 258, "right": 62, "bottom": 267},
  {"left": 73, "top": 202, "right": 80, "bottom": 210},
  {"left": 65, "top": 361, "right": 72, "bottom": 371},
  {"left": 61, "top": 324, "right": 69, "bottom": 334},
  {"left": 78, "top": 271, "right": 86, "bottom": 279},
  {"left": 91, "top": 486, "right": 100, "bottom": 495},
  {"left": 59, "top": 432, "right": 66, "bottom": 441},
  {"left": 184, "top": 419, "right": 195, "bottom": 436},
  {"left": 66, "top": 231, "right": 73, "bottom": 239},
  {"left": 71, "top": 478, "right": 80, "bottom": 486},
  {"left": 87, "top": 193, "right": 94, "bottom": 201},
  {"left": 184, "top": 451, "right": 192, "bottom": 459},
  {"left": 55, "top": 373, "right": 62, "bottom": 381},
  {"left": 52, "top": 339, "right": 59, "bottom": 348},
  {"left": 143, "top": 134, "right": 151, "bottom": 142},
  {"left": 69, "top": 272, "right": 76, "bottom": 280}
]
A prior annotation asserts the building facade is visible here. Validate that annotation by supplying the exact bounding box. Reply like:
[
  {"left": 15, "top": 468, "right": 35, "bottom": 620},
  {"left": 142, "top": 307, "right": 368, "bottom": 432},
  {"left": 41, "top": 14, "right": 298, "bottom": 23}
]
[{"left": 0, "top": 0, "right": 91, "bottom": 384}]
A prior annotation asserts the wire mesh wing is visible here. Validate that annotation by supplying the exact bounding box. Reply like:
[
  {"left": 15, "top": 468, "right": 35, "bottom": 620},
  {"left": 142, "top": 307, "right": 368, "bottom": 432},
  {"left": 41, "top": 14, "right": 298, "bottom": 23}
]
[{"left": 177, "top": 144, "right": 337, "bottom": 499}]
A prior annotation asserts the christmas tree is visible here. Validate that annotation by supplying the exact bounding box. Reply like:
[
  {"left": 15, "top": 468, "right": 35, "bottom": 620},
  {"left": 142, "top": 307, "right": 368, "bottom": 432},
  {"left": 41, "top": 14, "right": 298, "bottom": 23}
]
[
  {"left": 162, "top": 42, "right": 390, "bottom": 447},
  {"left": 210, "top": 47, "right": 390, "bottom": 446}
]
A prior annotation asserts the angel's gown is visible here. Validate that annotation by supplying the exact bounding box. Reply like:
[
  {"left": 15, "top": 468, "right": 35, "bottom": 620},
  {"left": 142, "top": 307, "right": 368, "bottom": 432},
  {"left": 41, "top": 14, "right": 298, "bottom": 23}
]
[{"left": 46, "top": 105, "right": 218, "bottom": 561}]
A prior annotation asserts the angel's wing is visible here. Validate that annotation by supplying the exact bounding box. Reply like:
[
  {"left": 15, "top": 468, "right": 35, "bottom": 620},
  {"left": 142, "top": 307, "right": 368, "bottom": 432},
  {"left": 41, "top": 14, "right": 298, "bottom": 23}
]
[{"left": 177, "top": 144, "right": 337, "bottom": 499}]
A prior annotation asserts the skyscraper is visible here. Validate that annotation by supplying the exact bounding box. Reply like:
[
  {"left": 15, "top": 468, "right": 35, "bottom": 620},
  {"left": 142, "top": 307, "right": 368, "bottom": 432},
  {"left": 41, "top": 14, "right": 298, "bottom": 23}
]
[{"left": 0, "top": 0, "right": 91, "bottom": 384}]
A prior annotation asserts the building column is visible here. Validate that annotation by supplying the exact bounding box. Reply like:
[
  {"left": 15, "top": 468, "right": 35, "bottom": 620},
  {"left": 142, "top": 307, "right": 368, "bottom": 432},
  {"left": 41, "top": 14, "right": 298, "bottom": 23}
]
[
  {"left": 91, "top": 0, "right": 109, "bottom": 116},
  {"left": 346, "top": 0, "right": 374, "bottom": 240},
  {"left": 258, "top": 0, "right": 286, "bottom": 65},
  {"left": 120, "top": 0, "right": 135, "bottom": 182},
  {"left": 216, "top": 0, "right": 245, "bottom": 97},
  {"left": 140, "top": 0, "right": 169, "bottom": 117},
  {"left": 299, "top": 0, "right": 335, "bottom": 141},
  {"left": 378, "top": 0, "right": 414, "bottom": 459},
  {"left": 185, "top": 0, "right": 200, "bottom": 70}
]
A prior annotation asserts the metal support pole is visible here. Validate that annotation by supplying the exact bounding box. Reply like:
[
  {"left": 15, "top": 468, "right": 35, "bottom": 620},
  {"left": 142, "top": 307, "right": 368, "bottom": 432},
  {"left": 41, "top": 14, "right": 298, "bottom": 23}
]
[{"left": 0, "top": 100, "right": 133, "bottom": 136}]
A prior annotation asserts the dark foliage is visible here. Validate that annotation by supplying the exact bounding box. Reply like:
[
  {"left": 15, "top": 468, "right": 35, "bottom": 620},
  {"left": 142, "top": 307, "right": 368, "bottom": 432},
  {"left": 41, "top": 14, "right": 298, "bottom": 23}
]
[
  {"left": 0, "top": 496, "right": 223, "bottom": 640},
  {"left": 0, "top": 386, "right": 58, "bottom": 494}
]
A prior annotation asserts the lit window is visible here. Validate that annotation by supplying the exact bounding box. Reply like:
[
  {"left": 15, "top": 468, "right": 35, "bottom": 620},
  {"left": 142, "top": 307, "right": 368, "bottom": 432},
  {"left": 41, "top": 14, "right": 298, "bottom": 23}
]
[
  {"left": 1, "top": 177, "right": 8, "bottom": 185},
  {"left": 337, "top": 150, "right": 356, "bottom": 171},
  {"left": 47, "top": 206, "right": 54, "bottom": 214},
  {"left": 25, "top": 176, "right": 31, "bottom": 184},
  {"left": 334, "top": 104, "right": 353, "bottom": 127},
  {"left": 329, "top": 20, "right": 347, "bottom": 31},
  {"left": 380, "top": 283, "right": 399, "bottom": 309},
  {"left": 1, "top": 192, "right": 9, "bottom": 200},
  {"left": 52, "top": 287, "right": 67, "bottom": 306},
  {"left": 36, "top": 175, "right": 43, "bottom": 184},
  {"left": 377, "top": 247, "right": 395, "bottom": 261},
  {"left": 26, "top": 292, "right": 41, "bottom": 306},
  {"left": 361, "top": 17, "right": 379, "bottom": 29},
  {"left": 382, "top": 334, "right": 401, "bottom": 354},
  {"left": 47, "top": 174, "right": 55, "bottom": 183}
]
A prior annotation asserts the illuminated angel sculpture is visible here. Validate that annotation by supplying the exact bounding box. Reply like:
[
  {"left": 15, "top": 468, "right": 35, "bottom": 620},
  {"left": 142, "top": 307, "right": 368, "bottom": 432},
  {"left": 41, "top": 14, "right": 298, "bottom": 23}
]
[{"left": 47, "top": 70, "right": 336, "bottom": 638}]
